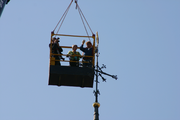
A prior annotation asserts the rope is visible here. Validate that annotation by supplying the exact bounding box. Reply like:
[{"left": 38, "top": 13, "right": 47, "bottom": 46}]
[
  {"left": 53, "top": 0, "right": 94, "bottom": 41},
  {"left": 53, "top": 0, "right": 73, "bottom": 32},
  {"left": 56, "top": 7, "right": 70, "bottom": 34},
  {"left": 76, "top": 3, "right": 94, "bottom": 35},
  {"left": 77, "top": 5, "right": 91, "bottom": 41}
]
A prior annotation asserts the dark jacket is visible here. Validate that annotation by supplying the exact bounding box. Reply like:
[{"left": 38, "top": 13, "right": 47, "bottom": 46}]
[
  {"left": 49, "top": 43, "right": 63, "bottom": 60},
  {"left": 80, "top": 44, "right": 93, "bottom": 60}
]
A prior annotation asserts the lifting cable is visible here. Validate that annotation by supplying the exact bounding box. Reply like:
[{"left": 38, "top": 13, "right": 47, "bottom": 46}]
[
  {"left": 53, "top": 0, "right": 73, "bottom": 34},
  {"left": 77, "top": 7, "right": 90, "bottom": 41},
  {"left": 75, "top": 0, "right": 94, "bottom": 41},
  {"left": 53, "top": 0, "right": 94, "bottom": 41}
]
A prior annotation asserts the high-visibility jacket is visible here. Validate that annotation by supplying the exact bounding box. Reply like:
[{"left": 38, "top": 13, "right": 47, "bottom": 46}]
[{"left": 67, "top": 51, "right": 81, "bottom": 61}]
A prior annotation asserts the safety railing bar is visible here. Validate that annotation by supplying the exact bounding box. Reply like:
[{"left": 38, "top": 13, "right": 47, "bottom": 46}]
[
  {"left": 61, "top": 46, "right": 80, "bottom": 49},
  {"left": 52, "top": 53, "right": 93, "bottom": 58},
  {"left": 52, "top": 59, "right": 90, "bottom": 63},
  {"left": 53, "top": 34, "right": 93, "bottom": 38},
  {"left": 60, "top": 46, "right": 97, "bottom": 49}
]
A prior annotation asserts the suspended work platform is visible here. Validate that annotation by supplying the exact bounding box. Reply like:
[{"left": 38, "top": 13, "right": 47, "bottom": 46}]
[
  {"left": 49, "top": 66, "right": 94, "bottom": 88},
  {"left": 48, "top": 0, "right": 99, "bottom": 88},
  {"left": 48, "top": 32, "right": 97, "bottom": 88}
]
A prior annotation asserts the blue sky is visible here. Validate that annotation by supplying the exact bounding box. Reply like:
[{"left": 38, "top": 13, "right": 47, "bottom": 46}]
[{"left": 0, "top": 0, "right": 180, "bottom": 120}]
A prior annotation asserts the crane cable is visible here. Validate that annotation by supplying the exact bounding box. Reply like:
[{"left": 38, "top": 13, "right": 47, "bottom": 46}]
[
  {"left": 77, "top": 6, "right": 90, "bottom": 41},
  {"left": 53, "top": 0, "right": 73, "bottom": 34},
  {"left": 53, "top": 0, "right": 94, "bottom": 41},
  {"left": 75, "top": 1, "right": 94, "bottom": 41}
]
